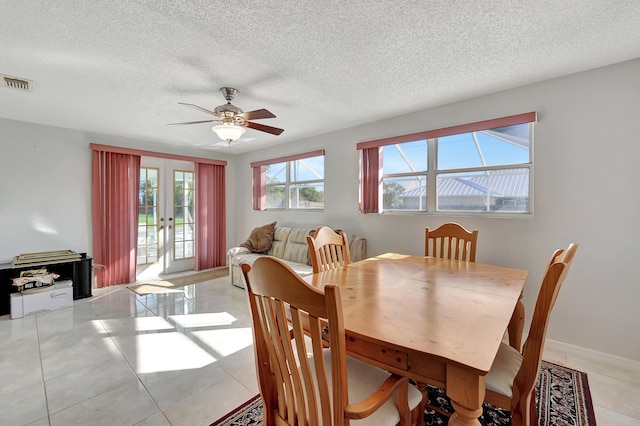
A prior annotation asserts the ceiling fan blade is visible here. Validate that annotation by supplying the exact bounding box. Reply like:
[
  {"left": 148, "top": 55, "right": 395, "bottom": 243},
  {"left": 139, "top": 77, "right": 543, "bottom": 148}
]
[
  {"left": 178, "top": 102, "right": 217, "bottom": 116},
  {"left": 246, "top": 121, "right": 284, "bottom": 135},
  {"left": 240, "top": 109, "right": 276, "bottom": 120},
  {"left": 167, "top": 119, "right": 218, "bottom": 126}
]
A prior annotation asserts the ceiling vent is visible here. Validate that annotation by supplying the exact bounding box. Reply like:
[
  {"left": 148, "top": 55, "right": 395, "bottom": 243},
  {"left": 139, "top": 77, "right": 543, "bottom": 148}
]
[{"left": 1, "top": 74, "right": 32, "bottom": 92}]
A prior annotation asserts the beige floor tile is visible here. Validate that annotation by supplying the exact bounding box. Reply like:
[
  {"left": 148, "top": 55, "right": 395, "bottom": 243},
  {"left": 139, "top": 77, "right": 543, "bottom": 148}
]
[
  {"left": 133, "top": 411, "right": 172, "bottom": 426},
  {"left": 595, "top": 405, "right": 640, "bottom": 425},
  {"left": 588, "top": 371, "right": 640, "bottom": 419},
  {"left": 162, "top": 375, "right": 255, "bottom": 426},
  {"left": 49, "top": 380, "right": 159, "bottom": 426},
  {"left": 564, "top": 353, "right": 640, "bottom": 386},
  {"left": 24, "top": 417, "right": 51, "bottom": 426},
  {"left": 45, "top": 356, "right": 137, "bottom": 413},
  {"left": 0, "top": 383, "right": 48, "bottom": 426},
  {"left": 0, "top": 337, "right": 42, "bottom": 397},
  {"left": 111, "top": 331, "right": 217, "bottom": 374},
  {"left": 0, "top": 314, "right": 38, "bottom": 346},
  {"left": 40, "top": 334, "right": 126, "bottom": 381},
  {"left": 138, "top": 361, "right": 229, "bottom": 410}
]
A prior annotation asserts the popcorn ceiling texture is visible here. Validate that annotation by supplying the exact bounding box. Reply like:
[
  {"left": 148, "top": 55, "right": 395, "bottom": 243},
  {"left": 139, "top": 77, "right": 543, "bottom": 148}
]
[{"left": 1, "top": 1, "right": 639, "bottom": 153}]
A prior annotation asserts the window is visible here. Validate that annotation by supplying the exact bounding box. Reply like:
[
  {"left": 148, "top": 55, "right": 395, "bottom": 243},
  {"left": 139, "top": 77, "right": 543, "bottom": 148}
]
[
  {"left": 359, "top": 112, "right": 535, "bottom": 215},
  {"left": 251, "top": 150, "right": 325, "bottom": 210}
]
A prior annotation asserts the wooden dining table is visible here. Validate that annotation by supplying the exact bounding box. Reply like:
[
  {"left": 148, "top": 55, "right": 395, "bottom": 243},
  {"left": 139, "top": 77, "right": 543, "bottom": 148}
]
[{"left": 304, "top": 252, "right": 528, "bottom": 426}]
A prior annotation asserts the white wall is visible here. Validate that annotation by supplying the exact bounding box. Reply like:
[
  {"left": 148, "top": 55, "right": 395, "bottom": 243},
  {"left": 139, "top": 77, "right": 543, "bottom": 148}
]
[
  {"left": 0, "top": 119, "right": 236, "bottom": 266},
  {"left": 234, "top": 58, "right": 640, "bottom": 362}
]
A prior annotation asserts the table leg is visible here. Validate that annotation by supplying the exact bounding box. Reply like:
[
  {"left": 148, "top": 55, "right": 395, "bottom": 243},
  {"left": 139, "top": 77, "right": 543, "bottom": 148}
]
[
  {"left": 508, "top": 293, "right": 525, "bottom": 352},
  {"left": 446, "top": 365, "right": 484, "bottom": 426}
]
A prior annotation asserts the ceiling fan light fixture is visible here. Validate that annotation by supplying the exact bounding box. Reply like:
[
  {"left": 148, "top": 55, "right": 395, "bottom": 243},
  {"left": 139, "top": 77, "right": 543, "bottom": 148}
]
[{"left": 212, "top": 123, "right": 246, "bottom": 142}]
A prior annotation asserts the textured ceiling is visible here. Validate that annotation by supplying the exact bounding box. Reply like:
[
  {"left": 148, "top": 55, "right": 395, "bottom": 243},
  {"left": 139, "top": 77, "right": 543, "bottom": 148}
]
[{"left": 1, "top": 1, "right": 640, "bottom": 154}]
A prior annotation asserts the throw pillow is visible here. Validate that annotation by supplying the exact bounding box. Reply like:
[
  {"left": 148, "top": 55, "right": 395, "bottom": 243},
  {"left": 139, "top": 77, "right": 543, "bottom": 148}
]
[{"left": 240, "top": 222, "right": 277, "bottom": 253}]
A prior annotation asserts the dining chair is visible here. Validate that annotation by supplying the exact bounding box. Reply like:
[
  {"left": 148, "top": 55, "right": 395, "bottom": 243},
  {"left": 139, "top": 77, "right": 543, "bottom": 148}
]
[
  {"left": 507, "top": 245, "right": 575, "bottom": 353},
  {"left": 307, "top": 226, "right": 352, "bottom": 273},
  {"left": 483, "top": 242, "right": 578, "bottom": 426},
  {"left": 241, "top": 257, "right": 424, "bottom": 426},
  {"left": 424, "top": 222, "right": 478, "bottom": 262},
  {"left": 421, "top": 243, "right": 578, "bottom": 426}
]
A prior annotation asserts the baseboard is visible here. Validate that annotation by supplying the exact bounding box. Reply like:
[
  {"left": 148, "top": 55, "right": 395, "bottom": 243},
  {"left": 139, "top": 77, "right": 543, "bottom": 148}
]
[{"left": 545, "top": 338, "right": 640, "bottom": 371}]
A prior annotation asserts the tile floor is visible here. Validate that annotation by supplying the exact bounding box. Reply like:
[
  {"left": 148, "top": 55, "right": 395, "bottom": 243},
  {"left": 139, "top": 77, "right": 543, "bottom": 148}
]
[{"left": 1, "top": 273, "right": 639, "bottom": 425}]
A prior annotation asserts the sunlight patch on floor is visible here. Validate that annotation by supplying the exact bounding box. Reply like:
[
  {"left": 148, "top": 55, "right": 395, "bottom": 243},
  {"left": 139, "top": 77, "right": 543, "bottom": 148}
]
[
  {"left": 169, "top": 312, "right": 234, "bottom": 328},
  {"left": 135, "top": 332, "right": 216, "bottom": 374},
  {"left": 190, "top": 328, "right": 253, "bottom": 357}
]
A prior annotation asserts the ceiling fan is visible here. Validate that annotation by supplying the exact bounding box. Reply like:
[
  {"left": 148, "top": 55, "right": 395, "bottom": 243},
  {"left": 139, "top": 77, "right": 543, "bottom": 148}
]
[{"left": 168, "top": 87, "right": 284, "bottom": 143}]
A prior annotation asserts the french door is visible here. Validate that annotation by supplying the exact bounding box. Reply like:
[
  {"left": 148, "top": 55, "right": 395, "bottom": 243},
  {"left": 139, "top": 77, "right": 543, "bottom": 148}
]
[{"left": 137, "top": 157, "right": 195, "bottom": 279}]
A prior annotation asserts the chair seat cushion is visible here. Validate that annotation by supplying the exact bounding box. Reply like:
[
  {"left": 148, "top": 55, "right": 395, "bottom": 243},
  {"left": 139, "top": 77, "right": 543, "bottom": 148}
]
[
  {"left": 485, "top": 342, "right": 523, "bottom": 398},
  {"left": 312, "top": 349, "right": 423, "bottom": 425}
]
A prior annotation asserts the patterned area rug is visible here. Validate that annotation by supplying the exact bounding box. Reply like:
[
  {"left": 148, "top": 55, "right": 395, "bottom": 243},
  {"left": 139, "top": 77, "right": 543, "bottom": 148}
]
[
  {"left": 210, "top": 361, "right": 596, "bottom": 426},
  {"left": 128, "top": 267, "right": 228, "bottom": 295}
]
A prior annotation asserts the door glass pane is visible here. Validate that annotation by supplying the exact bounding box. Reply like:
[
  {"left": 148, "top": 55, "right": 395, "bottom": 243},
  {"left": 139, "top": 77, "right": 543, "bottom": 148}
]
[
  {"left": 174, "top": 170, "right": 195, "bottom": 260},
  {"left": 137, "top": 167, "right": 159, "bottom": 265}
]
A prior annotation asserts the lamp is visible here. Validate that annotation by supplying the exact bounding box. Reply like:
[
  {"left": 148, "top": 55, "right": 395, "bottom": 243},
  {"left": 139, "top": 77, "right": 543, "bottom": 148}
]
[{"left": 212, "top": 124, "right": 246, "bottom": 143}]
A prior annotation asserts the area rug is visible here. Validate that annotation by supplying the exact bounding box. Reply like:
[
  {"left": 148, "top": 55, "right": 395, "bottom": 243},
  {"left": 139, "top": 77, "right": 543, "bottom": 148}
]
[
  {"left": 128, "top": 267, "right": 228, "bottom": 295},
  {"left": 210, "top": 361, "right": 596, "bottom": 426}
]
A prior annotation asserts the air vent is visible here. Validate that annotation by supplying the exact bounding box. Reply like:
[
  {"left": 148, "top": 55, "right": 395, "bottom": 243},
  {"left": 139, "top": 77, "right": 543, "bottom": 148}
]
[{"left": 1, "top": 74, "right": 32, "bottom": 92}]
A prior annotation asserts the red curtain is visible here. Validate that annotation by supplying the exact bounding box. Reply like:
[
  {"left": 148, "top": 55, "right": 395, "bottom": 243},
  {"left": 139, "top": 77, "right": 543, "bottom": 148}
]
[
  {"left": 195, "top": 162, "right": 226, "bottom": 270},
  {"left": 360, "top": 147, "right": 382, "bottom": 214},
  {"left": 252, "top": 165, "right": 265, "bottom": 211},
  {"left": 92, "top": 150, "right": 140, "bottom": 287}
]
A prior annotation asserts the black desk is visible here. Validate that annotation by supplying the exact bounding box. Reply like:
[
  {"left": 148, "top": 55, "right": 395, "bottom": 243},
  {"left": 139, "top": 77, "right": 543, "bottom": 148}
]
[{"left": 0, "top": 254, "right": 93, "bottom": 316}]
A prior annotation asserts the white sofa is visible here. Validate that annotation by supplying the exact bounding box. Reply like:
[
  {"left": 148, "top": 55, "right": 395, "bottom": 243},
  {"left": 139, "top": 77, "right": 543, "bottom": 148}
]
[{"left": 228, "top": 226, "right": 366, "bottom": 289}]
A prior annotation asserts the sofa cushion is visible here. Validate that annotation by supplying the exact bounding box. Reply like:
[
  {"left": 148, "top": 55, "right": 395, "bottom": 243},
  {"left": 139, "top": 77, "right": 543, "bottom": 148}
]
[
  {"left": 240, "top": 221, "right": 277, "bottom": 253},
  {"left": 267, "top": 226, "right": 293, "bottom": 258},
  {"left": 282, "top": 228, "right": 314, "bottom": 264}
]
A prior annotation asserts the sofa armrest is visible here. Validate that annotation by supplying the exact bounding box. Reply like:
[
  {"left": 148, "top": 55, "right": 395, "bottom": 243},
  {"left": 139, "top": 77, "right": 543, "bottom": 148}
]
[
  {"left": 228, "top": 247, "right": 251, "bottom": 289},
  {"left": 227, "top": 246, "right": 251, "bottom": 257},
  {"left": 349, "top": 236, "right": 367, "bottom": 262}
]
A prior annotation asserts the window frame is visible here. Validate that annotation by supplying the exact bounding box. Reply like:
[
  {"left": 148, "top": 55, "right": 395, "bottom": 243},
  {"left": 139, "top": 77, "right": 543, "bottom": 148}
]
[
  {"left": 359, "top": 113, "right": 536, "bottom": 217},
  {"left": 251, "top": 150, "right": 325, "bottom": 211}
]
